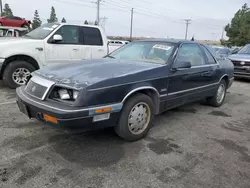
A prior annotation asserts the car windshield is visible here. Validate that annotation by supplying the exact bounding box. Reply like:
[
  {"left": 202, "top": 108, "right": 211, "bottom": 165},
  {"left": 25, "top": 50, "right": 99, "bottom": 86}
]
[
  {"left": 106, "top": 41, "right": 176, "bottom": 64},
  {"left": 238, "top": 44, "right": 250, "bottom": 54},
  {"left": 217, "top": 48, "right": 230, "bottom": 54},
  {"left": 23, "top": 23, "right": 60, "bottom": 39}
]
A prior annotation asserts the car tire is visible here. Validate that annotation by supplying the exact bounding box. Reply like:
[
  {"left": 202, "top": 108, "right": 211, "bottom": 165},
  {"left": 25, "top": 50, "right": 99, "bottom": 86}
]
[
  {"left": 3, "top": 61, "right": 35, "bottom": 89},
  {"left": 207, "top": 79, "right": 227, "bottom": 107},
  {"left": 114, "top": 93, "right": 155, "bottom": 142}
]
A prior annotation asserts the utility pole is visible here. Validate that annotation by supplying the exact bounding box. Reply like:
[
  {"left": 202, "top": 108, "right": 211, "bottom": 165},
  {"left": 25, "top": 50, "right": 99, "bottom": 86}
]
[
  {"left": 130, "top": 8, "right": 134, "bottom": 40},
  {"left": 94, "top": 0, "right": 102, "bottom": 25},
  {"left": 221, "top": 26, "right": 225, "bottom": 40},
  {"left": 184, "top": 19, "right": 191, "bottom": 40},
  {"left": 99, "top": 16, "right": 108, "bottom": 30},
  {"left": 0, "top": 0, "right": 3, "bottom": 16}
]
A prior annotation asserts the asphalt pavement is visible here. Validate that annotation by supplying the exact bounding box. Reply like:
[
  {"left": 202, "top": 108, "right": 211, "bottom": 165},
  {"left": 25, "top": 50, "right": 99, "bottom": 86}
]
[{"left": 0, "top": 80, "right": 250, "bottom": 188}]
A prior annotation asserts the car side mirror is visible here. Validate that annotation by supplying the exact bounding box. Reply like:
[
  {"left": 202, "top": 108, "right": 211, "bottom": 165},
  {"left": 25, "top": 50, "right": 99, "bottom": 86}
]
[
  {"left": 52, "top": 34, "right": 63, "bottom": 42},
  {"left": 171, "top": 61, "right": 191, "bottom": 71}
]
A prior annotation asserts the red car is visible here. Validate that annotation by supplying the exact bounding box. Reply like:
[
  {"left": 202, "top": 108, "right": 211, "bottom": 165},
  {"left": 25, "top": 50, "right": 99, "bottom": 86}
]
[{"left": 0, "top": 16, "right": 31, "bottom": 29}]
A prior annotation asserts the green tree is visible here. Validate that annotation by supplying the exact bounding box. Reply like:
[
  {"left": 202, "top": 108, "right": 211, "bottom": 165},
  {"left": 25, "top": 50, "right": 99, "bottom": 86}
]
[
  {"left": 61, "top": 17, "right": 66, "bottom": 23},
  {"left": 94, "top": 20, "right": 98, "bottom": 25},
  {"left": 1, "top": 3, "right": 13, "bottom": 16},
  {"left": 224, "top": 3, "right": 250, "bottom": 46},
  {"left": 84, "top": 20, "right": 88, "bottom": 24},
  {"left": 32, "top": 10, "right": 42, "bottom": 29},
  {"left": 47, "top": 6, "right": 58, "bottom": 23}
]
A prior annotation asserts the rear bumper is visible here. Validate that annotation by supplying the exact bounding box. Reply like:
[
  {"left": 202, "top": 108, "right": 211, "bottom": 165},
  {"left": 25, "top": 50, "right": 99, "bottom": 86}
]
[{"left": 16, "top": 86, "right": 122, "bottom": 132}]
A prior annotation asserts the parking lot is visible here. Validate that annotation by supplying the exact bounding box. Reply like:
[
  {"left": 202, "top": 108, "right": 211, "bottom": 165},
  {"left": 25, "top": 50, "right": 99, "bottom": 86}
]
[{"left": 0, "top": 80, "right": 250, "bottom": 188}]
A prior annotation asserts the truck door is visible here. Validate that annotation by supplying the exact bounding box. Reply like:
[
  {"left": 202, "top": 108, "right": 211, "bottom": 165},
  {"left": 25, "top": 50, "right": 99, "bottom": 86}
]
[
  {"left": 80, "top": 26, "right": 107, "bottom": 60},
  {"left": 45, "top": 25, "right": 82, "bottom": 65}
]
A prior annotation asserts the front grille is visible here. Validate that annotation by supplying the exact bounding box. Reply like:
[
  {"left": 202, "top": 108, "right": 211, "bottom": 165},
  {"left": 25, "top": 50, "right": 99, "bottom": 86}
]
[
  {"left": 25, "top": 80, "right": 48, "bottom": 99},
  {"left": 231, "top": 60, "right": 250, "bottom": 67}
]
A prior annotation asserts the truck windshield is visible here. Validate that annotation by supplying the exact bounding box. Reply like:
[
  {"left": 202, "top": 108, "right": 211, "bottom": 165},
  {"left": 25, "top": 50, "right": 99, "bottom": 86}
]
[
  {"left": 238, "top": 44, "right": 250, "bottom": 54},
  {"left": 23, "top": 23, "right": 60, "bottom": 39},
  {"left": 106, "top": 41, "right": 176, "bottom": 64}
]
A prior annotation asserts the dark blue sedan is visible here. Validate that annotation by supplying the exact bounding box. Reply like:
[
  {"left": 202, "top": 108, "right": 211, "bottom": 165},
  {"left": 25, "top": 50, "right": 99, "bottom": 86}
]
[{"left": 16, "top": 39, "right": 234, "bottom": 141}]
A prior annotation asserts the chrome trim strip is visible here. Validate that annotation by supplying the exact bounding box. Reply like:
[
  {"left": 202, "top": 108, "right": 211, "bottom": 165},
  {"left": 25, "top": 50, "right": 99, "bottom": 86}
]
[
  {"left": 25, "top": 75, "right": 55, "bottom": 100},
  {"left": 122, "top": 86, "right": 160, "bottom": 103},
  {"left": 88, "top": 77, "right": 167, "bottom": 92},
  {"left": 168, "top": 82, "right": 218, "bottom": 96},
  {"left": 19, "top": 88, "right": 123, "bottom": 113},
  {"left": 160, "top": 94, "right": 167, "bottom": 97}
]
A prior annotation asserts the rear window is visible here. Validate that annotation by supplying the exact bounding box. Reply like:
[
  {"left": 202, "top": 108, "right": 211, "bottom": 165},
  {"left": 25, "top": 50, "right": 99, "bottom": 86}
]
[{"left": 82, "top": 27, "right": 103, "bottom": 46}]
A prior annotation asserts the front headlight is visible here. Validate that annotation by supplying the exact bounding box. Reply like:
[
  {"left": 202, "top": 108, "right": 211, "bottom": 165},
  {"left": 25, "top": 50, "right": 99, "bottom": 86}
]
[
  {"left": 58, "top": 89, "right": 71, "bottom": 100},
  {"left": 50, "top": 87, "right": 80, "bottom": 101},
  {"left": 73, "top": 90, "right": 79, "bottom": 100}
]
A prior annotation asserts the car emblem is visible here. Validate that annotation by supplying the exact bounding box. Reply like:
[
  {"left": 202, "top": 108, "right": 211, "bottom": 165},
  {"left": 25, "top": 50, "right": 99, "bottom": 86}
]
[
  {"left": 31, "top": 86, "right": 36, "bottom": 92},
  {"left": 240, "top": 61, "right": 245, "bottom": 65}
]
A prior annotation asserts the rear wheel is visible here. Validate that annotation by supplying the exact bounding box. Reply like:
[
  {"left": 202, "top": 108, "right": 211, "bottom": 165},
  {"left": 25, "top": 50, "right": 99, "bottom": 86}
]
[
  {"left": 3, "top": 61, "right": 35, "bottom": 89},
  {"left": 207, "top": 79, "right": 227, "bottom": 107},
  {"left": 115, "top": 93, "right": 155, "bottom": 142}
]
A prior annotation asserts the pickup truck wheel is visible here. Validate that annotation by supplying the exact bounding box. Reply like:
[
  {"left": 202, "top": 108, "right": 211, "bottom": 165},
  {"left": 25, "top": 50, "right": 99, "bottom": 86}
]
[
  {"left": 207, "top": 79, "right": 227, "bottom": 107},
  {"left": 3, "top": 61, "right": 35, "bottom": 89},
  {"left": 115, "top": 93, "right": 155, "bottom": 142}
]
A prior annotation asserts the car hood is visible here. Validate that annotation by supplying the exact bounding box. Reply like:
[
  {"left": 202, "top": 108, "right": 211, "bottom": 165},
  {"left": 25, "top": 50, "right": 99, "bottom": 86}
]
[
  {"left": 0, "top": 37, "right": 38, "bottom": 44},
  {"left": 34, "top": 59, "right": 164, "bottom": 88},
  {"left": 228, "top": 54, "right": 250, "bottom": 62}
]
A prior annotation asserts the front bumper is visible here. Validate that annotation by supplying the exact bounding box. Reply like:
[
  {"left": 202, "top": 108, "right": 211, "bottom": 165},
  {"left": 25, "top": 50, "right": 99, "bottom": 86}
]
[
  {"left": 234, "top": 66, "right": 250, "bottom": 79},
  {"left": 16, "top": 86, "right": 122, "bottom": 132},
  {"left": 0, "top": 58, "right": 5, "bottom": 74}
]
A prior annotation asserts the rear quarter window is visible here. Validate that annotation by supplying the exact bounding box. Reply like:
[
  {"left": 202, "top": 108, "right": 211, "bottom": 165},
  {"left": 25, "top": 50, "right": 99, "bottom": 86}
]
[
  {"left": 82, "top": 27, "right": 103, "bottom": 46},
  {"left": 201, "top": 45, "right": 217, "bottom": 64}
]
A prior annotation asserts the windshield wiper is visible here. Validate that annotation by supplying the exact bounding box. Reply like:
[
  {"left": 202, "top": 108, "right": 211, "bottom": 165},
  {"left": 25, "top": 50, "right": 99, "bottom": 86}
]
[{"left": 105, "top": 55, "right": 115, "bottom": 59}]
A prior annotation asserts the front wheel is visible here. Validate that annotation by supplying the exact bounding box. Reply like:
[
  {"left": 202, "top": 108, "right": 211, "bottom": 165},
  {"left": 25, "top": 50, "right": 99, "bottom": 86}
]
[
  {"left": 207, "top": 79, "right": 227, "bottom": 107},
  {"left": 115, "top": 93, "right": 155, "bottom": 142},
  {"left": 3, "top": 61, "right": 35, "bottom": 89}
]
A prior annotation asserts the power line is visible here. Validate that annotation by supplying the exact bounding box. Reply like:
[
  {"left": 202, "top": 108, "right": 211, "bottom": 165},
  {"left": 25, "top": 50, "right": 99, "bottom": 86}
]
[{"left": 184, "top": 19, "right": 191, "bottom": 40}]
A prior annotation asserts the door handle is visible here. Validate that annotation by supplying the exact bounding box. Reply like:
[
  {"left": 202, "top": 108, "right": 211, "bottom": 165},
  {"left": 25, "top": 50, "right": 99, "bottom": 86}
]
[
  {"left": 98, "top": 49, "right": 104, "bottom": 51},
  {"left": 201, "top": 71, "right": 212, "bottom": 76},
  {"left": 73, "top": 48, "right": 79, "bottom": 51}
]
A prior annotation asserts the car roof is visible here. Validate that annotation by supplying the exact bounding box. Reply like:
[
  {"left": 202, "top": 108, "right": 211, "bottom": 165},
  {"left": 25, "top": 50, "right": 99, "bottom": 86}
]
[
  {"left": 58, "top": 23, "right": 102, "bottom": 29},
  {"left": 133, "top": 38, "right": 201, "bottom": 44}
]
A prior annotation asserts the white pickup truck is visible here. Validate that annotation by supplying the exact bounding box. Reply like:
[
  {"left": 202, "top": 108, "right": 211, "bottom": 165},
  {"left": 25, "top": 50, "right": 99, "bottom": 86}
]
[{"left": 0, "top": 23, "right": 122, "bottom": 88}]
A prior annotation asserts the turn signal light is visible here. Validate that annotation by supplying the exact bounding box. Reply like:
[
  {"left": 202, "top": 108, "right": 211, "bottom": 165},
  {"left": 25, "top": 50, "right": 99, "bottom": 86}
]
[
  {"left": 94, "top": 107, "right": 111, "bottom": 113},
  {"left": 43, "top": 114, "right": 58, "bottom": 124}
]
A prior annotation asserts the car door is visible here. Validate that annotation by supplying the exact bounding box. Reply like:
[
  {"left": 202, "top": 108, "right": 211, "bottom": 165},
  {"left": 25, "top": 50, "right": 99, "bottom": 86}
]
[
  {"left": 80, "top": 26, "right": 106, "bottom": 59},
  {"left": 166, "top": 43, "right": 217, "bottom": 109},
  {"left": 4, "top": 16, "right": 21, "bottom": 27},
  {"left": 45, "top": 25, "right": 82, "bottom": 65}
]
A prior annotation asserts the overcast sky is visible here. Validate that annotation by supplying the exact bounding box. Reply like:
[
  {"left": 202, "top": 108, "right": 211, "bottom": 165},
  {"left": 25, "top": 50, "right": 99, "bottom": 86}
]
[{"left": 3, "top": 0, "right": 248, "bottom": 40}]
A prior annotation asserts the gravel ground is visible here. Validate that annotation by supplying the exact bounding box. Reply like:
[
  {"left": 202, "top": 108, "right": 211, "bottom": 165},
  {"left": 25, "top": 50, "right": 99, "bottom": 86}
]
[{"left": 0, "top": 80, "right": 250, "bottom": 188}]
